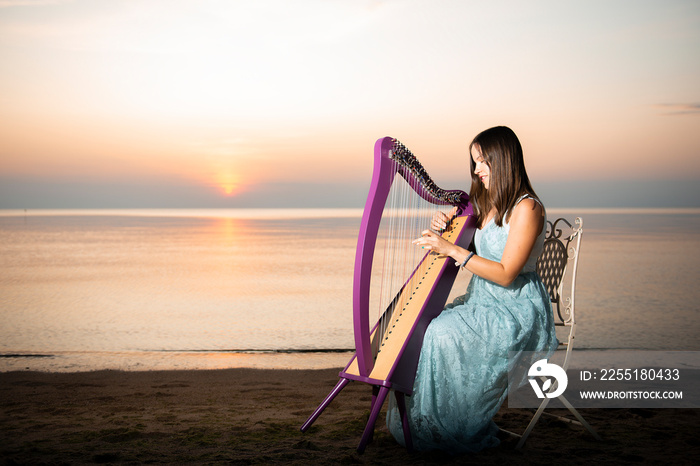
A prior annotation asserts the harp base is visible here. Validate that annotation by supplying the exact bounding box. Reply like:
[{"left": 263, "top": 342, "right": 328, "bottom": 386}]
[{"left": 299, "top": 373, "right": 414, "bottom": 454}]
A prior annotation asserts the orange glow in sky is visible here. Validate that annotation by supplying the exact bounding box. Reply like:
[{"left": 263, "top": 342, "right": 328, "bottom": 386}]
[
  {"left": 217, "top": 173, "right": 239, "bottom": 196},
  {"left": 0, "top": 0, "right": 698, "bottom": 208}
]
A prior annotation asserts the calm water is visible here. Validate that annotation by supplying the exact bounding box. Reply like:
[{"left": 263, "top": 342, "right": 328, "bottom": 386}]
[{"left": 1, "top": 208, "right": 699, "bottom": 372}]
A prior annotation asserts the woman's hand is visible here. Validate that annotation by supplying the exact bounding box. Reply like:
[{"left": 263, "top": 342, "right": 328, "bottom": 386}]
[
  {"left": 412, "top": 229, "right": 457, "bottom": 258},
  {"left": 416, "top": 207, "right": 464, "bottom": 259},
  {"left": 430, "top": 211, "right": 450, "bottom": 231}
]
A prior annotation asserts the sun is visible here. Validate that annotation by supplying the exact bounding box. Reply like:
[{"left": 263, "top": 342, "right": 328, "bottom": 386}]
[
  {"left": 221, "top": 183, "right": 237, "bottom": 196},
  {"left": 215, "top": 171, "right": 241, "bottom": 197}
]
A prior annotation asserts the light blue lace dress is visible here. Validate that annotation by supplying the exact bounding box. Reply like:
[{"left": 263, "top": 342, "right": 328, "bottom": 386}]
[{"left": 386, "top": 198, "right": 558, "bottom": 453}]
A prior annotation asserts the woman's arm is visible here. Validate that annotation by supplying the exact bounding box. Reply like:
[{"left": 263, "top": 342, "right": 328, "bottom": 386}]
[{"left": 414, "top": 199, "right": 544, "bottom": 287}]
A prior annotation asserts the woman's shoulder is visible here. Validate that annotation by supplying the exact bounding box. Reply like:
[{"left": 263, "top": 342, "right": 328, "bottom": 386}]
[
  {"left": 514, "top": 196, "right": 543, "bottom": 211},
  {"left": 508, "top": 196, "right": 544, "bottom": 228},
  {"left": 515, "top": 193, "right": 543, "bottom": 208}
]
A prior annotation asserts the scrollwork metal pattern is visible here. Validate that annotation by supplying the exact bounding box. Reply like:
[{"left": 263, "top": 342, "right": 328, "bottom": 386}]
[{"left": 536, "top": 217, "right": 583, "bottom": 324}]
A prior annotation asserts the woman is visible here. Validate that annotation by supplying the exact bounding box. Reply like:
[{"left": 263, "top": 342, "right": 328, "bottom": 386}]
[{"left": 385, "top": 126, "right": 558, "bottom": 453}]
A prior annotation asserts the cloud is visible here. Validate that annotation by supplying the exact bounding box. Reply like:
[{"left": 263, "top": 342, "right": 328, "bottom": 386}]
[{"left": 654, "top": 103, "right": 700, "bottom": 116}]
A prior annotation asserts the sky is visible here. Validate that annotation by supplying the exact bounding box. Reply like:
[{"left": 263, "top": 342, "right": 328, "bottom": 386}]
[{"left": 0, "top": 0, "right": 698, "bottom": 209}]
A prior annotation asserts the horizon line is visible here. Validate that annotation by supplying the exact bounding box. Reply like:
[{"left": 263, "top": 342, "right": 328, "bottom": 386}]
[{"left": 1, "top": 206, "right": 700, "bottom": 219}]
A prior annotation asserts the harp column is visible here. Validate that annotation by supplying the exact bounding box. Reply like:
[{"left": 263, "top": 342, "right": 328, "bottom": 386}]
[{"left": 353, "top": 136, "right": 396, "bottom": 376}]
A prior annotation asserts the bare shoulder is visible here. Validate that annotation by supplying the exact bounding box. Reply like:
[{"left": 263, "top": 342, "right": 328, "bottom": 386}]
[{"left": 510, "top": 198, "right": 544, "bottom": 231}]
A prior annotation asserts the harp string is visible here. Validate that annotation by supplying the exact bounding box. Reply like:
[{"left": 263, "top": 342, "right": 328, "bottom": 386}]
[{"left": 372, "top": 167, "right": 452, "bottom": 358}]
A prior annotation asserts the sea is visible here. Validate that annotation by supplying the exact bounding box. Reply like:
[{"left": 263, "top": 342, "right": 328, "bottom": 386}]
[{"left": 1, "top": 208, "right": 699, "bottom": 372}]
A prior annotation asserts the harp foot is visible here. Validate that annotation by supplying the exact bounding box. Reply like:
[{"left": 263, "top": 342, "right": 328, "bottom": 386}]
[
  {"left": 395, "top": 391, "right": 414, "bottom": 453},
  {"left": 300, "top": 377, "right": 350, "bottom": 432},
  {"left": 357, "top": 385, "right": 390, "bottom": 454}
]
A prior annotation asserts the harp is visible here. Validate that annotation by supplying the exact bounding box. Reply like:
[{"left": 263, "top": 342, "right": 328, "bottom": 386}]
[{"left": 300, "top": 137, "right": 477, "bottom": 452}]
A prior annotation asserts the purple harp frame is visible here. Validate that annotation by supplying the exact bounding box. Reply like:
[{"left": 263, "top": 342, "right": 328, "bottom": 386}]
[{"left": 301, "top": 137, "right": 477, "bottom": 453}]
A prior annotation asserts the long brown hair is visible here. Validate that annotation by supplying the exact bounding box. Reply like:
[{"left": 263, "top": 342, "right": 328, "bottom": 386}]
[{"left": 468, "top": 126, "right": 539, "bottom": 227}]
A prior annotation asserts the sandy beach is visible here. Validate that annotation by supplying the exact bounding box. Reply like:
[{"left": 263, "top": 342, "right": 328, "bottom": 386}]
[{"left": 1, "top": 368, "right": 698, "bottom": 465}]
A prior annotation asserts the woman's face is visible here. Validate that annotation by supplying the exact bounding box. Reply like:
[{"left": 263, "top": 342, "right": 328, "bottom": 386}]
[{"left": 471, "top": 144, "right": 490, "bottom": 190}]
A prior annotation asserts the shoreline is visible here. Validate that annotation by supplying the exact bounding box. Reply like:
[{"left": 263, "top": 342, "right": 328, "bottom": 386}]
[
  {"left": 1, "top": 367, "right": 698, "bottom": 464},
  {"left": 3, "top": 348, "right": 698, "bottom": 373},
  {"left": 0, "top": 350, "right": 356, "bottom": 373}
]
